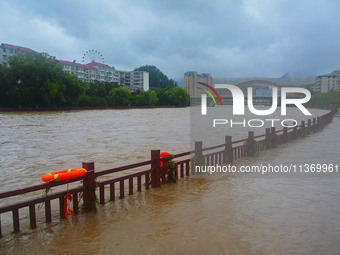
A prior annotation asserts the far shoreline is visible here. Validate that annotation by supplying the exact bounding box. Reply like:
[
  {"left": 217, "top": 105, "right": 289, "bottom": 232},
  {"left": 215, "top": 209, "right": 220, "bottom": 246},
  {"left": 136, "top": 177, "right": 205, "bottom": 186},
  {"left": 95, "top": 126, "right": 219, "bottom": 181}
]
[{"left": 0, "top": 105, "right": 184, "bottom": 112}]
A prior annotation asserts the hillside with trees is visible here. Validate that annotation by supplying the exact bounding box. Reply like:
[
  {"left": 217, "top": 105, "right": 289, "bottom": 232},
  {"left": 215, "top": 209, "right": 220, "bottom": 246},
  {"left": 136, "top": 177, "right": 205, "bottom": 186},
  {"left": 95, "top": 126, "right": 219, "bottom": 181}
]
[{"left": 134, "top": 65, "right": 177, "bottom": 89}]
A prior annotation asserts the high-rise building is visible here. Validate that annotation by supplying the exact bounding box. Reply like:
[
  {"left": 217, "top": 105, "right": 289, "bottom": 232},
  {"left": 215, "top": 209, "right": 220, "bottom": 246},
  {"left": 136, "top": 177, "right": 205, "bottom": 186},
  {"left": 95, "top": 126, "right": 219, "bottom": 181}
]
[
  {"left": 314, "top": 70, "right": 340, "bottom": 93},
  {"left": 0, "top": 43, "right": 149, "bottom": 91},
  {"left": 184, "top": 71, "right": 213, "bottom": 96}
]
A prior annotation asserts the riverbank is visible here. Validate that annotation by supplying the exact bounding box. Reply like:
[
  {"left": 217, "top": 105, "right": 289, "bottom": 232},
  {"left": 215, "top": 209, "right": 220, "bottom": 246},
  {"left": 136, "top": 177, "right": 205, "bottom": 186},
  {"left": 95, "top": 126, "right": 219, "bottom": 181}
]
[{"left": 0, "top": 105, "right": 180, "bottom": 112}]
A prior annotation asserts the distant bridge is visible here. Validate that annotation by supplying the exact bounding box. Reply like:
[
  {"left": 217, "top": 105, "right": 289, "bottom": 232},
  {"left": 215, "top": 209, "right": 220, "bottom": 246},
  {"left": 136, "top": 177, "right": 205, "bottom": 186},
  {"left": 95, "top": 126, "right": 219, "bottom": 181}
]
[{"left": 218, "top": 80, "right": 282, "bottom": 97}]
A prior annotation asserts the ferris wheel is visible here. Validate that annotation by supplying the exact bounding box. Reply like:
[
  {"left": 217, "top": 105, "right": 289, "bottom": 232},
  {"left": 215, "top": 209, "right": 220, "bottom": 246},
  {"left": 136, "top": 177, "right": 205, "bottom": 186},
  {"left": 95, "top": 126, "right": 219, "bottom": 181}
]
[{"left": 82, "top": 49, "right": 105, "bottom": 64}]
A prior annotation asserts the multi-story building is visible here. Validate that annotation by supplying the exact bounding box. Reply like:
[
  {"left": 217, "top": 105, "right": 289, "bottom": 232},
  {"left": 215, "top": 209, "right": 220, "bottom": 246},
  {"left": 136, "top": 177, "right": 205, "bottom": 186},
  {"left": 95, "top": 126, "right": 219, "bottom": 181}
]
[
  {"left": 0, "top": 43, "right": 149, "bottom": 91},
  {"left": 57, "top": 59, "right": 118, "bottom": 84},
  {"left": 314, "top": 70, "right": 340, "bottom": 93},
  {"left": 56, "top": 59, "right": 149, "bottom": 91},
  {"left": 0, "top": 43, "right": 37, "bottom": 67},
  {"left": 184, "top": 71, "right": 213, "bottom": 96}
]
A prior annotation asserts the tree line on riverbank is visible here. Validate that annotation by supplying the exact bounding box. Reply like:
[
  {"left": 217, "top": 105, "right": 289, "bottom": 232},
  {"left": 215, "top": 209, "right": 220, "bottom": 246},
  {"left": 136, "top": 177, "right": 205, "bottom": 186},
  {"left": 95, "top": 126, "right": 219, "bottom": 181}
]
[
  {"left": 0, "top": 53, "right": 189, "bottom": 108},
  {"left": 308, "top": 89, "right": 340, "bottom": 107}
]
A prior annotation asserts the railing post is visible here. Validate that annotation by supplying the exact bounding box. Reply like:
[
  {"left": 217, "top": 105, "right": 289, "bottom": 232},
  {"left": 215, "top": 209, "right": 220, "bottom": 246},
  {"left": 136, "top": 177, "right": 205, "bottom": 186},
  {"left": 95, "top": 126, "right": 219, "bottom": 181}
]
[
  {"left": 312, "top": 118, "right": 316, "bottom": 132},
  {"left": 307, "top": 119, "right": 311, "bottom": 134},
  {"left": 265, "top": 128, "right": 271, "bottom": 149},
  {"left": 224, "top": 136, "right": 233, "bottom": 163},
  {"left": 13, "top": 209, "right": 19, "bottom": 233},
  {"left": 283, "top": 127, "right": 288, "bottom": 143},
  {"left": 301, "top": 120, "right": 305, "bottom": 137},
  {"left": 29, "top": 204, "right": 36, "bottom": 229},
  {"left": 193, "top": 141, "right": 203, "bottom": 173},
  {"left": 247, "top": 131, "right": 255, "bottom": 156},
  {"left": 293, "top": 125, "right": 297, "bottom": 140},
  {"left": 271, "top": 127, "right": 276, "bottom": 147},
  {"left": 151, "top": 150, "right": 160, "bottom": 188},
  {"left": 195, "top": 141, "right": 203, "bottom": 158},
  {"left": 82, "top": 162, "right": 95, "bottom": 212},
  {"left": 317, "top": 117, "right": 321, "bottom": 131}
]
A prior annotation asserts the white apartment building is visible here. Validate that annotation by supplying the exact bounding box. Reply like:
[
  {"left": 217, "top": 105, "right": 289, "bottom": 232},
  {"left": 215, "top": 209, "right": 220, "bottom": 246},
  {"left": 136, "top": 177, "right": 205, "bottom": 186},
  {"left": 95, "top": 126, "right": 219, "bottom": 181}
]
[
  {"left": 0, "top": 43, "right": 149, "bottom": 91},
  {"left": 0, "top": 43, "right": 37, "bottom": 67},
  {"left": 116, "top": 70, "right": 149, "bottom": 91},
  {"left": 57, "top": 59, "right": 118, "bottom": 84},
  {"left": 314, "top": 70, "right": 340, "bottom": 93},
  {"left": 58, "top": 60, "right": 149, "bottom": 91}
]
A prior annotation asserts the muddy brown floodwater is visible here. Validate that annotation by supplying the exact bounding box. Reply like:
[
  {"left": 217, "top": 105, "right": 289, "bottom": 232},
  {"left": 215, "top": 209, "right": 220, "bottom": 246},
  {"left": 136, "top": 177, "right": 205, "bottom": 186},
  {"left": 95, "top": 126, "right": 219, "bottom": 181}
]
[{"left": 0, "top": 108, "right": 339, "bottom": 254}]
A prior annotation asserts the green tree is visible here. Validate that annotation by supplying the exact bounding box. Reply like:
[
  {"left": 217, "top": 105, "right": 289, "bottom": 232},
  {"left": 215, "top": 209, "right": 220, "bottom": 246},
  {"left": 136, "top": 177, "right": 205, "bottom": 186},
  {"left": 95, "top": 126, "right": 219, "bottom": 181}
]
[
  {"left": 161, "top": 86, "right": 189, "bottom": 106},
  {"left": 0, "top": 52, "right": 85, "bottom": 107},
  {"left": 84, "top": 81, "right": 118, "bottom": 106},
  {"left": 144, "top": 90, "right": 158, "bottom": 106},
  {"left": 78, "top": 94, "right": 92, "bottom": 106},
  {"left": 39, "top": 81, "right": 66, "bottom": 107},
  {"left": 131, "top": 93, "right": 146, "bottom": 106},
  {"left": 108, "top": 87, "right": 131, "bottom": 106},
  {"left": 309, "top": 89, "right": 340, "bottom": 107}
]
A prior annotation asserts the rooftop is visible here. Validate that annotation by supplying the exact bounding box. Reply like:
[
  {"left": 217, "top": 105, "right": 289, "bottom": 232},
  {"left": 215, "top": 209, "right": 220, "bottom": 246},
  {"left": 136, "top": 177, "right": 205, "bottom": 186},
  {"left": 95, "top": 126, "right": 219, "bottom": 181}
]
[
  {"left": 86, "top": 61, "right": 107, "bottom": 67},
  {"left": 55, "top": 59, "right": 96, "bottom": 69},
  {"left": 1, "top": 43, "right": 37, "bottom": 53},
  {"left": 317, "top": 70, "right": 340, "bottom": 78}
]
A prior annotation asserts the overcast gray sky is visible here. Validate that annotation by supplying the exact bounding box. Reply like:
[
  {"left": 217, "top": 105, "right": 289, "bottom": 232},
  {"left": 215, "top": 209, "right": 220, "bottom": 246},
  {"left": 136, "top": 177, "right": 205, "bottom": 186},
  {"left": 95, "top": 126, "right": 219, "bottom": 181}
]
[{"left": 1, "top": 0, "right": 340, "bottom": 83}]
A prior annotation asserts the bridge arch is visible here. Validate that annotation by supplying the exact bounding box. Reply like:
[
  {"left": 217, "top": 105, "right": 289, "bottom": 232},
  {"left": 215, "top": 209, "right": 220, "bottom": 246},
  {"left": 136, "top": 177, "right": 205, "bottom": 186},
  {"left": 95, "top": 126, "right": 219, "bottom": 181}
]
[{"left": 219, "top": 80, "right": 282, "bottom": 97}]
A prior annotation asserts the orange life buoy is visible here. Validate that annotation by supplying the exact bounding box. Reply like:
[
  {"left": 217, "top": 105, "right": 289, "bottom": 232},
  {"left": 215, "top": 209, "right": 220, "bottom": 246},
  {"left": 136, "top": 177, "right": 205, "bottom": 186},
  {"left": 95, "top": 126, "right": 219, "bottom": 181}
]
[{"left": 41, "top": 168, "right": 87, "bottom": 182}]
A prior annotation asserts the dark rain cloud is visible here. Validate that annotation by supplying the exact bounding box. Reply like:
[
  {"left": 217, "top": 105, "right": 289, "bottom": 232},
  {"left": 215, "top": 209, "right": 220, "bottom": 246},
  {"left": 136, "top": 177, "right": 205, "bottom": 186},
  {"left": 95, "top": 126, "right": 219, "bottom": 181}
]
[{"left": 1, "top": 0, "right": 340, "bottom": 82}]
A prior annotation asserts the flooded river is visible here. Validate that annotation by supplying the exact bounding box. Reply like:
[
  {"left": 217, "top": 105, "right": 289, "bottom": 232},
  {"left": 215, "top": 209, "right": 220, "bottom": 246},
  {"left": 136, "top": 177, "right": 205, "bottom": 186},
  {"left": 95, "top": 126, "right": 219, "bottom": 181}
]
[{"left": 0, "top": 108, "right": 339, "bottom": 254}]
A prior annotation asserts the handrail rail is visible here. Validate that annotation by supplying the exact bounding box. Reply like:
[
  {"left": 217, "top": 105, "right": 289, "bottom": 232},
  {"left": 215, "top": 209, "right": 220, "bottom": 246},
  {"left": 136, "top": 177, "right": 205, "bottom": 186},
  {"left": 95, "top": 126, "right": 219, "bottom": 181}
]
[
  {"left": 97, "top": 169, "right": 152, "bottom": 186},
  {"left": 0, "top": 175, "right": 85, "bottom": 199},
  {"left": 0, "top": 186, "right": 84, "bottom": 214},
  {"left": 95, "top": 160, "right": 152, "bottom": 177}
]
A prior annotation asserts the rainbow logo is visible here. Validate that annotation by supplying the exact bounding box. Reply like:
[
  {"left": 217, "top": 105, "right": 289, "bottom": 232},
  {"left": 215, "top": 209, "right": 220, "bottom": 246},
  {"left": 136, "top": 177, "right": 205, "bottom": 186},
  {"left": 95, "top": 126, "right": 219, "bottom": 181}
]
[{"left": 197, "top": 82, "right": 223, "bottom": 106}]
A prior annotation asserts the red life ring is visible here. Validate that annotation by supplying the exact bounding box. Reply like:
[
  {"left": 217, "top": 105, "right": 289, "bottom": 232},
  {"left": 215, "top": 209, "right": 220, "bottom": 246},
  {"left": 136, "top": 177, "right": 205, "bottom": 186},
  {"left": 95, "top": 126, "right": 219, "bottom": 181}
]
[
  {"left": 41, "top": 168, "right": 87, "bottom": 182},
  {"left": 64, "top": 193, "right": 74, "bottom": 219},
  {"left": 160, "top": 152, "right": 171, "bottom": 172},
  {"left": 160, "top": 152, "right": 178, "bottom": 179},
  {"left": 160, "top": 152, "right": 171, "bottom": 166},
  {"left": 65, "top": 209, "right": 74, "bottom": 219}
]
